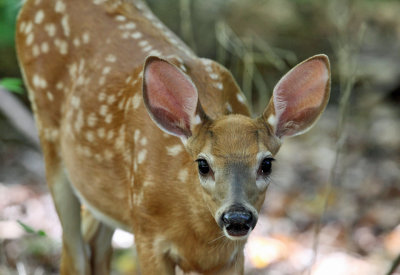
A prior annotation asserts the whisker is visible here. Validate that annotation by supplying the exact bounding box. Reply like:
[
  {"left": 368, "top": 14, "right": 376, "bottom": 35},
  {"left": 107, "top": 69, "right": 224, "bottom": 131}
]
[{"left": 208, "top": 233, "right": 226, "bottom": 244}]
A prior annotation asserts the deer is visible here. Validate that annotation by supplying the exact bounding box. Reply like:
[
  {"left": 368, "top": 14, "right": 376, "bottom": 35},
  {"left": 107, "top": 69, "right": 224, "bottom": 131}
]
[{"left": 16, "top": 0, "right": 330, "bottom": 274}]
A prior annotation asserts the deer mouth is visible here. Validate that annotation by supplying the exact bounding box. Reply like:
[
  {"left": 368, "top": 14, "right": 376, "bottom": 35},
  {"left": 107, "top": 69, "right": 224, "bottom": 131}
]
[{"left": 225, "top": 223, "right": 251, "bottom": 237}]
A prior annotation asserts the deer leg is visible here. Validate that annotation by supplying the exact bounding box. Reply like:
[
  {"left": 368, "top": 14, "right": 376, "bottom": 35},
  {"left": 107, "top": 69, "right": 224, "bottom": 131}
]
[
  {"left": 82, "top": 209, "right": 114, "bottom": 275},
  {"left": 42, "top": 142, "right": 90, "bottom": 275}
]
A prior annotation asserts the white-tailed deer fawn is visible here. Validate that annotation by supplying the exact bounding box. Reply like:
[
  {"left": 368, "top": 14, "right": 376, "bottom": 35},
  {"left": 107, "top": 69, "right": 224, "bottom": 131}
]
[{"left": 16, "top": 0, "right": 330, "bottom": 274}]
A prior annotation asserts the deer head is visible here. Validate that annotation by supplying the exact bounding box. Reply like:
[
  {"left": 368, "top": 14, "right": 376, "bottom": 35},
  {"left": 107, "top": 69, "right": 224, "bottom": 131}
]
[{"left": 143, "top": 55, "right": 330, "bottom": 240}]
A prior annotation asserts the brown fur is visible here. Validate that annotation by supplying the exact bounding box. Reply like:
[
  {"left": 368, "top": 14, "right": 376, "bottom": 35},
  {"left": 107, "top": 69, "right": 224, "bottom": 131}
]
[{"left": 16, "top": 0, "right": 330, "bottom": 274}]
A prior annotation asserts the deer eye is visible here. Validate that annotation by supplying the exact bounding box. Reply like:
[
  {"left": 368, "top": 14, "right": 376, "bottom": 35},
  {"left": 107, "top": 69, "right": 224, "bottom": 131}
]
[
  {"left": 258, "top": 157, "right": 274, "bottom": 176},
  {"left": 196, "top": 159, "right": 210, "bottom": 175}
]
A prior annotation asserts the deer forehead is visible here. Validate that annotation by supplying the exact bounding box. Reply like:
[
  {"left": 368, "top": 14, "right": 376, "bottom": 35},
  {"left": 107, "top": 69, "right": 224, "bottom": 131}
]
[{"left": 202, "top": 115, "right": 267, "bottom": 162}]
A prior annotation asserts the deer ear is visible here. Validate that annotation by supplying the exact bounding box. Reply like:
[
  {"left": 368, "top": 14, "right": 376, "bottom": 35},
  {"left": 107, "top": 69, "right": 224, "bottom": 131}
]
[
  {"left": 143, "top": 56, "right": 202, "bottom": 139},
  {"left": 262, "top": 54, "right": 331, "bottom": 138}
]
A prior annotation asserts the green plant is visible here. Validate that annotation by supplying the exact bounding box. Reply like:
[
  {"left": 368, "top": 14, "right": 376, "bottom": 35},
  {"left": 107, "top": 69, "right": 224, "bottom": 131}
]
[
  {"left": 0, "top": 77, "right": 24, "bottom": 94},
  {"left": 17, "top": 220, "right": 47, "bottom": 237},
  {"left": 0, "top": 0, "right": 21, "bottom": 47}
]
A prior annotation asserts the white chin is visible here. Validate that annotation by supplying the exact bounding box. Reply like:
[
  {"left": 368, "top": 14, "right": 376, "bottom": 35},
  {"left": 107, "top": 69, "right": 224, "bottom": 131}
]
[{"left": 223, "top": 227, "right": 251, "bottom": 241}]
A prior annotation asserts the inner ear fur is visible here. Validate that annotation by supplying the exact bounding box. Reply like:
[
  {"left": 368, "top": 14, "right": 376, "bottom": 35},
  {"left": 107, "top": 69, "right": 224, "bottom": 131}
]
[
  {"left": 142, "top": 56, "right": 209, "bottom": 139},
  {"left": 262, "top": 54, "right": 331, "bottom": 138}
]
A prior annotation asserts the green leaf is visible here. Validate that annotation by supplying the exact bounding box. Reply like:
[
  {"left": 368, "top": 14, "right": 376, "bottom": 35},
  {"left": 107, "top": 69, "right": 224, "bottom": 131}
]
[
  {"left": 17, "top": 220, "right": 47, "bottom": 237},
  {"left": 0, "top": 78, "right": 25, "bottom": 94},
  {"left": 37, "top": 230, "right": 47, "bottom": 237}
]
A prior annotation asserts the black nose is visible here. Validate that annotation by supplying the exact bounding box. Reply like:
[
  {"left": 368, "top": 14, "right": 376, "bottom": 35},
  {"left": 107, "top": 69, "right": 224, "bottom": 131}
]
[{"left": 221, "top": 210, "right": 254, "bottom": 237}]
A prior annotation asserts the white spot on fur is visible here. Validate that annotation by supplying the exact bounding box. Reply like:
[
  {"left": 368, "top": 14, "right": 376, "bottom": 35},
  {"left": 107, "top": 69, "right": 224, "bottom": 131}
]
[
  {"left": 24, "top": 21, "right": 33, "bottom": 34},
  {"left": 118, "top": 99, "right": 125, "bottom": 110},
  {"left": 105, "top": 54, "right": 116, "bottom": 63},
  {"left": 115, "top": 15, "right": 126, "bottom": 21},
  {"left": 44, "top": 23, "right": 56, "bottom": 37},
  {"left": 87, "top": 113, "right": 97, "bottom": 127},
  {"left": 105, "top": 114, "right": 113, "bottom": 124},
  {"left": 104, "top": 149, "right": 114, "bottom": 160},
  {"left": 236, "top": 93, "right": 246, "bottom": 103},
  {"left": 95, "top": 153, "right": 103, "bottom": 162},
  {"left": 102, "top": 66, "right": 111, "bottom": 75},
  {"left": 201, "top": 59, "right": 212, "bottom": 66},
  {"left": 124, "top": 22, "right": 136, "bottom": 29},
  {"left": 205, "top": 66, "right": 213, "bottom": 73},
  {"left": 140, "top": 137, "right": 148, "bottom": 146},
  {"left": 32, "top": 74, "right": 47, "bottom": 89},
  {"left": 131, "top": 32, "right": 142, "bottom": 39},
  {"left": 73, "top": 37, "right": 80, "bottom": 47},
  {"left": 125, "top": 76, "right": 132, "bottom": 84},
  {"left": 61, "top": 15, "right": 70, "bottom": 36},
  {"left": 32, "top": 44, "right": 40, "bottom": 57},
  {"left": 54, "top": 38, "right": 68, "bottom": 55},
  {"left": 138, "top": 40, "right": 149, "bottom": 47},
  {"left": 107, "top": 130, "right": 114, "bottom": 140},
  {"left": 44, "top": 128, "right": 59, "bottom": 141},
  {"left": 137, "top": 149, "right": 147, "bottom": 164},
  {"left": 142, "top": 45, "right": 153, "bottom": 52},
  {"left": 19, "top": 21, "right": 26, "bottom": 33},
  {"left": 98, "top": 92, "right": 106, "bottom": 102},
  {"left": 133, "top": 190, "right": 143, "bottom": 205},
  {"left": 98, "top": 76, "right": 106, "bottom": 86},
  {"left": 93, "top": 0, "right": 106, "bottom": 5},
  {"left": 178, "top": 169, "right": 188, "bottom": 183},
  {"left": 148, "top": 50, "right": 162, "bottom": 56},
  {"left": 214, "top": 82, "right": 223, "bottom": 90},
  {"left": 71, "top": 96, "right": 80, "bottom": 109},
  {"left": 115, "top": 134, "right": 125, "bottom": 151},
  {"left": 41, "top": 42, "right": 49, "bottom": 53},
  {"left": 56, "top": 82, "right": 63, "bottom": 90},
  {"left": 86, "top": 131, "right": 95, "bottom": 142},
  {"left": 209, "top": 73, "right": 218, "bottom": 80},
  {"left": 82, "top": 32, "right": 90, "bottom": 44},
  {"left": 97, "top": 128, "right": 105, "bottom": 138},
  {"left": 132, "top": 93, "right": 141, "bottom": 109},
  {"left": 69, "top": 63, "right": 77, "bottom": 77},
  {"left": 34, "top": 10, "right": 44, "bottom": 24},
  {"left": 225, "top": 102, "right": 232, "bottom": 112},
  {"left": 99, "top": 105, "right": 108, "bottom": 116},
  {"left": 74, "top": 110, "right": 84, "bottom": 132},
  {"left": 55, "top": 0, "right": 66, "bottom": 13},
  {"left": 46, "top": 91, "right": 54, "bottom": 101},
  {"left": 107, "top": 95, "right": 116, "bottom": 105},
  {"left": 26, "top": 33, "right": 34, "bottom": 46},
  {"left": 166, "top": 144, "right": 183, "bottom": 156},
  {"left": 77, "top": 75, "right": 85, "bottom": 86},
  {"left": 143, "top": 180, "right": 153, "bottom": 187},
  {"left": 134, "top": 129, "right": 140, "bottom": 143}
]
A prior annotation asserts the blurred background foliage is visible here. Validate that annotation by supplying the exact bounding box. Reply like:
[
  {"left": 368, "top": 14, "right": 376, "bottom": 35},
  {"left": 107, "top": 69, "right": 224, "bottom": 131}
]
[
  {"left": 0, "top": 0, "right": 399, "bottom": 274},
  {"left": 0, "top": 0, "right": 20, "bottom": 78}
]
